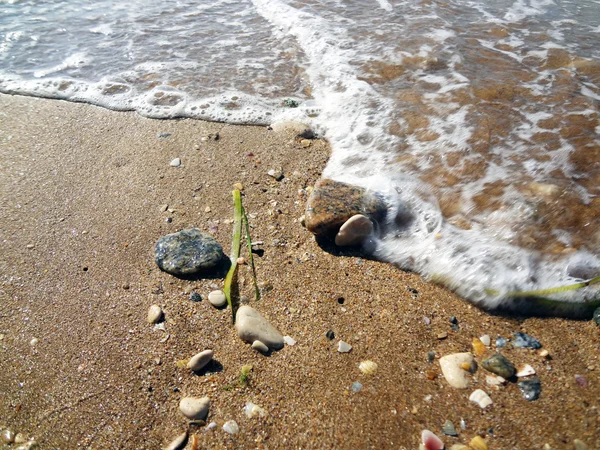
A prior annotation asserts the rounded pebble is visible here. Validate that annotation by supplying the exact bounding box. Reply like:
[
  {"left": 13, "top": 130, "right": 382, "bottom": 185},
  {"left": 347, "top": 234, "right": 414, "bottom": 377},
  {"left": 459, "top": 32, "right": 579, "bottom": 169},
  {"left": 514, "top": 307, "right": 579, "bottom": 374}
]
[
  {"left": 208, "top": 290, "right": 227, "bottom": 307},
  {"left": 147, "top": 304, "right": 163, "bottom": 324},
  {"left": 29, "top": 337, "right": 39, "bottom": 347},
  {"left": 479, "top": 334, "right": 491, "bottom": 346},
  {"left": 439, "top": 353, "right": 475, "bottom": 389},
  {"left": 186, "top": 350, "right": 214, "bottom": 372},
  {"left": 512, "top": 332, "right": 542, "bottom": 349},
  {"left": 337, "top": 341, "right": 352, "bottom": 353},
  {"left": 189, "top": 292, "right": 202, "bottom": 302},
  {"left": 481, "top": 353, "right": 515, "bottom": 379},
  {"left": 14, "top": 433, "right": 27, "bottom": 444},
  {"left": 222, "top": 420, "right": 239, "bottom": 435},
  {"left": 179, "top": 397, "right": 210, "bottom": 420},
  {"left": 1, "top": 429, "right": 15, "bottom": 444},
  {"left": 164, "top": 431, "right": 188, "bottom": 450},
  {"left": 251, "top": 340, "right": 269, "bottom": 353},
  {"left": 351, "top": 381, "right": 363, "bottom": 392},
  {"left": 235, "top": 305, "right": 284, "bottom": 350},
  {"left": 244, "top": 402, "right": 266, "bottom": 418},
  {"left": 334, "top": 214, "right": 373, "bottom": 246}
]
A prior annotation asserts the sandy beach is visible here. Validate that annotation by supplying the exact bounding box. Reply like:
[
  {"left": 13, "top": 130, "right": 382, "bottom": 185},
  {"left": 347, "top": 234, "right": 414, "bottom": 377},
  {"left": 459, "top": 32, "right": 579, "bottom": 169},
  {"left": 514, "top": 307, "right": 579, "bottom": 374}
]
[{"left": 0, "top": 94, "right": 598, "bottom": 449}]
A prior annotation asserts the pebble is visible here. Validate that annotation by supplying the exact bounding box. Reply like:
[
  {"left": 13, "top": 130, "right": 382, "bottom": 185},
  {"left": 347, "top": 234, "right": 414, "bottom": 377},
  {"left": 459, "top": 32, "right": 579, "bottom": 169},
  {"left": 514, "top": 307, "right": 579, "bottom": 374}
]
[
  {"left": 186, "top": 350, "right": 214, "bottom": 372},
  {"left": 29, "top": 337, "right": 39, "bottom": 347},
  {"left": 283, "top": 335, "right": 296, "bottom": 346},
  {"left": 573, "top": 439, "right": 589, "bottom": 450},
  {"left": 164, "top": 431, "right": 188, "bottom": 450},
  {"left": 481, "top": 353, "right": 516, "bottom": 378},
  {"left": 512, "top": 332, "right": 542, "bottom": 349},
  {"left": 420, "top": 430, "right": 444, "bottom": 450},
  {"left": 244, "top": 402, "right": 266, "bottom": 418},
  {"left": 338, "top": 341, "right": 352, "bottom": 353},
  {"left": 593, "top": 307, "right": 600, "bottom": 326},
  {"left": 251, "top": 340, "right": 269, "bottom": 353},
  {"left": 351, "top": 381, "right": 363, "bottom": 392},
  {"left": 1, "top": 429, "right": 15, "bottom": 444},
  {"left": 206, "top": 422, "right": 218, "bottom": 431},
  {"left": 518, "top": 376, "right": 541, "bottom": 401},
  {"left": 179, "top": 397, "right": 210, "bottom": 420},
  {"left": 471, "top": 338, "right": 486, "bottom": 356},
  {"left": 267, "top": 168, "right": 284, "bottom": 181},
  {"left": 574, "top": 374, "right": 588, "bottom": 388},
  {"left": 516, "top": 364, "right": 536, "bottom": 377},
  {"left": 235, "top": 305, "right": 284, "bottom": 350},
  {"left": 326, "top": 330, "right": 335, "bottom": 340},
  {"left": 439, "top": 352, "right": 475, "bottom": 389},
  {"left": 427, "top": 351, "right": 436, "bottom": 363},
  {"left": 359, "top": 360, "right": 378, "bottom": 375},
  {"left": 437, "top": 332, "right": 448, "bottom": 340},
  {"left": 496, "top": 336, "right": 507, "bottom": 348},
  {"left": 208, "top": 290, "right": 227, "bottom": 307},
  {"left": 155, "top": 228, "right": 225, "bottom": 276},
  {"left": 304, "top": 179, "right": 387, "bottom": 237},
  {"left": 480, "top": 335, "right": 491, "bottom": 346},
  {"left": 170, "top": 158, "right": 181, "bottom": 167},
  {"left": 147, "top": 304, "right": 163, "bottom": 324},
  {"left": 222, "top": 420, "right": 239, "bottom": 435},
  {"left": 189, "top": 292, "right": 202, "bottom": 302},
  {"left": 469, "top": 389, "right": 493, "bottom": 409},
  {"left": 442, "top": 420, "right": 458, "bottom": 437},
  {"left": 334, "top": 214, "right": 374, "bottom": 246},
  {"left": 14, "top": 433, "right": 27, "bottom": 444}
]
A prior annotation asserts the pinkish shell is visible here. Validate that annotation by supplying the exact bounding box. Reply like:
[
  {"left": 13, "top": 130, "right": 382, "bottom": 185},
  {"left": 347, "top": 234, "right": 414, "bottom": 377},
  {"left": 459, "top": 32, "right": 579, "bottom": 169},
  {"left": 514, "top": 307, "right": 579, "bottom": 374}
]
[
  {"left": 575, "top": 374, "right": 588, "bottom": 388},
  {"left": 421, "top": 429, "right": 444, "bottom": 450}
]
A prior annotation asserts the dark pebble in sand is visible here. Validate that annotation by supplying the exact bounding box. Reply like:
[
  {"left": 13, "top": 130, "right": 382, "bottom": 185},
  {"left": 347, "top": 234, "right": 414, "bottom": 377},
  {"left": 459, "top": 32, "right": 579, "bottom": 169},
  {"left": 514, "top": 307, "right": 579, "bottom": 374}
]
[
  {"left": 326, "top": 330, "right": 335, "bottom": 340},
  {"left": 450, "top": 323, "right": 460, "bottom": 332},
  {"left": 155, "top": 228, "right": 225, "bottom": 276},
  {"left": 593, "top": 307, "right": 600, "bottom": 326},
  {"left": 304, "top": 179, "right": 387, "bottom": 236},
  {"left": 482, "top": 353, "right": 516, "bottom": 378},
  {"left": 512, "top": 332, "right": 542, "bottom": 349},
  {"left": 427, "top": 351, "right": 436, "bottom": 363},
  {"left": 449, "top": 316, "right": 458, "bottom": 325},
  {"left": 189, "top": 292, "right": 202, "bottom": 302},
  {"left": 518, "top": 376, "right": 541, "bottom": 401}
]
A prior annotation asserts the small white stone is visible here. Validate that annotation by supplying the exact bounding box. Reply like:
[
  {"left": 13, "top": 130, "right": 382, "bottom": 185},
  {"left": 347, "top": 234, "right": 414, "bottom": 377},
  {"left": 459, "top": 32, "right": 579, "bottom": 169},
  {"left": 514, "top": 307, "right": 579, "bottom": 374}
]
[
  {"left": 283, "top": 335, "right": 296, "bottom": 346},
  {"left": 205, "top": 422, "right": 218, "bottom": 431},
  {"left": 179, "top": 397, "right": 210, "bottom": 420},
  {"left": 439, "top": 353, "right": 474, "bottom": 389},
  {"left": 516, "top": 364, "right": 536, "bottom": 377},
  {"left": 222, "top": 420, "right": 239, "bottom": 435},
  {"left": 479, "top": 334, "right": 491, "bottom": 346},
  {"left": 170, "top": 158, "right": 181, "bottom": 167},
  {"left": 208, "top": 290, "right": 227, "bottom": 307},
  {"left": 29, "top": 337, "right": 39, "bottom": 347},
  {"left": 244, "top": 402, "right": 267, "bottom": 418},
  {"left": 469, "top": 389, "right": 493, "bottom": 409},
  {"left": 147, "top": 304, "right": 163, "bottom": 324},
  {"left": 338, "top": 341, "right": 352, "bottom": 353},
  {"left": 186, "top": 350, "right": 214, "bottom": 372},
  {"left": 251, "top": 340, "right": 269, "bottom": 353},
  {"left": 1, "top": 429, "right": 15, "bottom": 444},
  {"left": 235, "top": 305, "right": 284, "bottom": 350},
  {"left": 164, "top": 431, "right": 188, "bottom": 450},
  {"left": 335, "top": 214, "right": 374, "bottom": 247}
]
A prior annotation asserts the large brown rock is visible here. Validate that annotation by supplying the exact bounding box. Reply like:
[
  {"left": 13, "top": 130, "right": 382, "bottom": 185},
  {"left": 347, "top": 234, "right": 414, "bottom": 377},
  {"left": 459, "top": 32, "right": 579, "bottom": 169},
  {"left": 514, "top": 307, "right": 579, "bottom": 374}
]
[{"left": 304, "top": 179, "right": 387, "bottom": 236}]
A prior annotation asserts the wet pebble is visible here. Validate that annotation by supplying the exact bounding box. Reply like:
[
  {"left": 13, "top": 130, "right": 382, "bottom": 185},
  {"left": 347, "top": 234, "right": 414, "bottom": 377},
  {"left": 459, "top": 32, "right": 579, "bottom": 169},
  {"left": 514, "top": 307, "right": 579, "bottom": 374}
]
[
  {"left": 165, "top": 431, "right": 188, "bottom": 450},
  {"left": 179, "top": 397, "right": 210, "bottom": 420},
  {"left": 155, "top": 228, "right": 225, "bottom": 276},
  {"left": 147, "top": 304, "right": 163, "bottom": 324},
  {"left": 338, "top": 341, "right": 352, "bottom": 353},
  {"left": 439, "top": 352, "right": 475, "bottom": 389},
  {"left": 481, "top": 353, "right": 516, "bottom": 378},
  {"left": 235, "top": 305, "right": 284, "bottom": 350},
  {"left": 518, "top": 376, "right": 541, "bottom": 401},
  {"left": 222, "top": 420, "right": 239, "bottom": 434},
  {"left": 469, "top": 389, "right": 493, "bottom": 409},
  {"left": 512, "top": 332, "right": 542, "bottom": 349},
  {"left": 186, "top": 350, "right": 213, "bottom": 372},
  {"left": 208, "top": 290, "right": 227, "bottom": 307},
  {"left": 334, "top": 214, "right": 373, "bottom": 246},
  {"left": 442, "top": 420, "right": 458, "bottom": 437}
]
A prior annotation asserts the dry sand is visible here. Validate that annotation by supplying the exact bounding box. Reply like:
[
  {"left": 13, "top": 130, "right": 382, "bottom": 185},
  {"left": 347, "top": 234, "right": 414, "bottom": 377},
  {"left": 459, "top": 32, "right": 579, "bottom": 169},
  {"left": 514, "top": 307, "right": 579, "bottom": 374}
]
[{"left": 0, "top": 94, "right": 598, "bottom": 449}]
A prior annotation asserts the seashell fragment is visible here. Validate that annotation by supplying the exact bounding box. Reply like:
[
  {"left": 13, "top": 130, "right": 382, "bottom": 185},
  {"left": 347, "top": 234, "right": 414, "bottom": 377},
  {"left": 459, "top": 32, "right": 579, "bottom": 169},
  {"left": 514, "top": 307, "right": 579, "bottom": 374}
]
[
  {"left": 420, "top": 429, "right": 444, "bottom": 450},
  {"left": 359, "top": 360, "right": 378, "bottom": 375},
  {"left": 469, "top": 389, "right": 493, "bottom": 409},
  {"left": 469, "top": 435, "right": 488, "bottom": 450},
  {"left": 516, "top": 364, "right": 536, "bottom": 377}
]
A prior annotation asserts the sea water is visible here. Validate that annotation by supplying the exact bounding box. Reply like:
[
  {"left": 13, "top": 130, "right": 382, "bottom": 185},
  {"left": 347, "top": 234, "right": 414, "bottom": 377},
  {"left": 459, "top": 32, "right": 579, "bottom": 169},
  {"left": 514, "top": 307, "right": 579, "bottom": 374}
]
[{"left": 1, "top": 0, "right": 599, "bottom": 314}]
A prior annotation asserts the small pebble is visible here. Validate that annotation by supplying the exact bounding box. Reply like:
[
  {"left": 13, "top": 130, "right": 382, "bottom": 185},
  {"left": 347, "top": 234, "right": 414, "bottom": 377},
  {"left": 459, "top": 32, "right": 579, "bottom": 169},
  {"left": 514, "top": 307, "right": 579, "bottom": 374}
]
[
  {"left": 252, "top": 340, "right": 269, "bottom": 353},
  {"left": 460, "top": 418, "right": 466, "bottom": 430},
  {"left": 516, "top": 364, "right": 536, "bottom": 377},
  {"left": 437, "top": 332, "right": 448, "bottom": 340},
  {"left": 481, "top": 353, "right": 516, "bottom": 378},
  {"left": 267, "top": 168, "right": 283, "bottom": 181},
  {"left": 471, "top": 338, "right": 486, "bottom": 356},
  {"left": 338, "top": 341, "right": 352, "bottom": 353},
  {"left": 170, "top": 158, "right": 181, "bottom": 167},
  {"left": 449, "top": 316, "right": 458, "bottom": 325},
  {"left": 206, "top": 422, "right": 218, "bottom": 431},
  {"left": 29, "top": 337, "right": 39, "bottom": 347},
  {"left": 26, "top": 244, "right": 35, "bottom": 249},
  {"left": 574, "top": 374, "right": 588, "bottom": 388},
  {"left": 165, "top": 431, "right": 188, "bottom": 450},
  {"left": 496, "top": 336, "right": 507, "bottom": 348},
  {"left": 573, "top": 439, "right": 589, "bottom": 450},
  {"left": 421, "top": 429, "right": 444, "bottom": 450},
  {"left": 469, "top": 389, "right": 493, "bottom": 409},
  {"left": 325, "top": 330, "right": 335, "bottom": 340},
  {"left": 359, "top": 360, "right": 378, "bottom": 375},
  {"left": 480, "top": 335, "right": 491, "bottom": 346},
  {"left": 236, "top": 257, "right": 246, "bottom": 265},
  {"left": 423, "top": 317, "right": 431, "bottom": 325},
  {"left": 518, "top": 376, "right": 541, "bottom": 401},
  {"left": 485, "top": 374, "right": 506, "bottom": 387},
  {"left": 179, "top": 397, "right": 210, "bottom": 420},
  {"left": 147, "top": 304, "right": 163, "bottom": 324},
  {"left": 189, "top": 292, "right": 202, "bottom": 302},
  {"left": 186, "top": 350, "right": 214, "bottom": 372},
  {"left": 235, "top": 305, "right": 284, "bottom": 350},
  {"left": 334, "top": 214, "right": 373, "bottom": 246},
  {"left": 208, "top": 290, "right": 227, "bottom": 307},
  {"left": 351, "top": 381, "right": 363, "bottom": 392},
  {"left": 539, "top": 349, "right": 550, "bottom": 358},
  {"left": 14, "top": 433, "right": 27, "bottom": 444},
  {"left": 439, "top": 353, "right": 475, "bottom": 389},
  {"left": 512, "top": 332, "right": 542, "bottom": 349},
  {"left": 283, "top": 335, "right": 296, "bottom": 346},
  {"left": 244, "top": 402, "right": 266, "bottom": 418},
  {"left": 222, "top": 420, "right": 239, "bottom": 435},
  {"left": 442, "top": 420, "right": 458, "bottom": 436},
  {"left": 233, "top": 182, "right": 244, "bottom": 191},
  {"left": 427, "top": 351, "right": 436, "bottom": 363},
  {"left": 1, "top": 429, "right": 15, "bottom": 444}
]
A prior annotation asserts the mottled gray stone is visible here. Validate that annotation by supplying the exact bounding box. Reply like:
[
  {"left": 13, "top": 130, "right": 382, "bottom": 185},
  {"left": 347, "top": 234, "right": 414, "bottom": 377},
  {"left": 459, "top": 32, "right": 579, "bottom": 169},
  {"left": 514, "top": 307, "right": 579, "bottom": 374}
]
[
  {"left": 155, "top": 228, "right": 225, "bottom": 276},
  {"left": 482, "top": 353, "right": 516, "bottom": 379}
]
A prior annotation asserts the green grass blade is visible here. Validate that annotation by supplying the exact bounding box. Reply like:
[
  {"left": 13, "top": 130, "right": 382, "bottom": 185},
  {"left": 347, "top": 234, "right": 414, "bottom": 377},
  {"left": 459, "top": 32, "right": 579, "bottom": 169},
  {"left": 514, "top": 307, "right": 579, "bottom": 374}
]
[
  {"left": 242, "top": 205, "right": 260, "bottom": 302},
  {"left": 223, "top": 189, "right": 243, "bottom": 323},
  {"left": 485, "top": 275, "right": 600, "bottom": 299}
]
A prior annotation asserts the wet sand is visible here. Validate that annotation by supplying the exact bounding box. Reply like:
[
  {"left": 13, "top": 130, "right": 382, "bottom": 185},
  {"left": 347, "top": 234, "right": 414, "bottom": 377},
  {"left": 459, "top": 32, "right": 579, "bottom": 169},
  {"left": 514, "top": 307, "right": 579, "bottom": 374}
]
[{"left": 0, "top": 94, "right": 598, "bottom": 449}]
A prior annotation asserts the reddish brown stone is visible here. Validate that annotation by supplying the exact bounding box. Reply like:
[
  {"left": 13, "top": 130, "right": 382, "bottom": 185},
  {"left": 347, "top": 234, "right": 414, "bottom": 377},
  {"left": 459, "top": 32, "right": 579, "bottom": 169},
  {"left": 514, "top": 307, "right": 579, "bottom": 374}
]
[{"left": 304, "top": 179, "right": 387, "bottom": 236}]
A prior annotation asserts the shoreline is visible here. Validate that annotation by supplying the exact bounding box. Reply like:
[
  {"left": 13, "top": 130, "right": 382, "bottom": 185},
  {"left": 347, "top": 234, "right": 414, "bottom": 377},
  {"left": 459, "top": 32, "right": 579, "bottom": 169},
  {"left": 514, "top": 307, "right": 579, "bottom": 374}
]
[{"left": 0, "top": 94, "right": 598, "bottom": 449}]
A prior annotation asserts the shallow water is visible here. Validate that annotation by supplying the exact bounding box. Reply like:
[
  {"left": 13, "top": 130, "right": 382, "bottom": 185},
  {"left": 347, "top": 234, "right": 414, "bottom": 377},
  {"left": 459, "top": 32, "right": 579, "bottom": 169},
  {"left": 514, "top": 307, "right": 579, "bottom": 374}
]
[{"left": 1, "top": 0, "right": 599, "bottom": 312}]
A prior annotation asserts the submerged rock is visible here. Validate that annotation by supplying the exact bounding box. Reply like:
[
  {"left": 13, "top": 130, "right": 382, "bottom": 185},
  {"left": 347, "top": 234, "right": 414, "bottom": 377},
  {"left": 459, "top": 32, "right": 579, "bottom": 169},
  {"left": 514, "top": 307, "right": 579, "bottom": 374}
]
[
  {"left": 235, "top": 305, "right": 284, "bottom": 350},
  {"left": 481, "top": 353, "right": 516, "bottom": 379},
  {"left": 155, "top": 228, "right": 225, "bottom": 276},
  {"left": 304, "top": 179, "right": 387, "bottom": 236},
  {"left": 512, "top": 332, "right": 542, "bottom": 349},
  {"left": 518, "top": 376, "right": 541, "bottom": 401}
]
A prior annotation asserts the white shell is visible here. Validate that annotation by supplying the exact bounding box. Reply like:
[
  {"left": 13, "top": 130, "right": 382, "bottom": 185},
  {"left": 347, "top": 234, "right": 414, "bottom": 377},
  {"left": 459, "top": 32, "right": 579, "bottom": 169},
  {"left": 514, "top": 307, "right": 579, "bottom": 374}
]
[
  {"left": 516, "top": 364, "right": 536, "bottom": 377},
  {"left": 335, "top": 214, "right": 374, "bottom": 246},
  {"left": 469, "top": 389, "right": 493, "bottom": 409},
  {"left": 359, "top": 360, "right": 378, "bottom": 375},
  {"left": 222, "top": 420, "right": 239, "bottom": 434},
  {"left": 485, "top": 374, "right": 507, "bottom": 387},
  {"left": 479, "top": 334, "right": 491, "bottom": 346}
]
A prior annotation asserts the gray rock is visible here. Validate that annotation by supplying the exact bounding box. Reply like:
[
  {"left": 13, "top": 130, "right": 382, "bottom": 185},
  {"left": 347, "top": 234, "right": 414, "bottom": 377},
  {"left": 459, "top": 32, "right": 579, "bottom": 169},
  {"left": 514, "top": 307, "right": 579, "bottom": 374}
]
[
  {"left": 482, "top": 353, "right": 516, "bottom": 378},
  {"left": 512, "top": 332, "right": 542, "bottom": 349},
  {"left": 179, "top": 397, "right": 210, "bottom": 420},
  {"left": 155, "top": 228, "right": 225, "bottom": 276},
  {"left": 235, "top": 305, "right": 284, "bottom": 350},
  {"left": 187, "top": 350, "right": 213, "bottom": 372},
  {"left": 518, "top": 376, "right": 541, "bottom": 401},
  {"left": 593, "top": 307, "right": 600, "bottom": 327}
]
